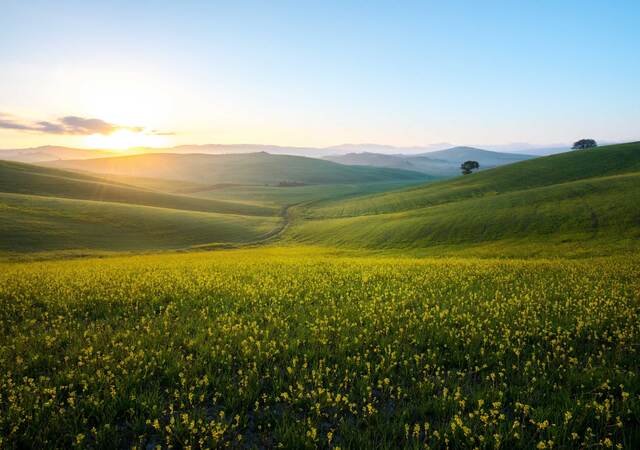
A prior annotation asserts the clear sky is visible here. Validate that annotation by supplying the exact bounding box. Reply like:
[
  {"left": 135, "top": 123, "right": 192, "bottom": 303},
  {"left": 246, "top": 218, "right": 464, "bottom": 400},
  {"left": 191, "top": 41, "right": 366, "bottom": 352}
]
[{"left": 1, "top": 0, "right": 639, "bottom": 149}]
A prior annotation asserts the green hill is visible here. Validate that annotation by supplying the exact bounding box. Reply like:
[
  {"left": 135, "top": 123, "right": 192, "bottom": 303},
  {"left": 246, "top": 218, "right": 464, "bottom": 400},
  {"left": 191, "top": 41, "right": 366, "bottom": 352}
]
[
  {"left": 286, "top": 142, "right": 640, "bottom": 255},
  {"left": 309, "top": 142, "right": 640, "bottom": 217},
  {"left": 0, "top": 160, "right": 283, "bottom": 253},
  {"left": 0, "top": 192, "right": 279, "bottom": 253},
  {"left": 0, "top": 160, "right": 277, "bottom": 216},
  {"left": 0, "top": 160, "right": 425, "bottom": 254},
  {"left": 43, "top": 152, "right": 430, "bottom": 185}
]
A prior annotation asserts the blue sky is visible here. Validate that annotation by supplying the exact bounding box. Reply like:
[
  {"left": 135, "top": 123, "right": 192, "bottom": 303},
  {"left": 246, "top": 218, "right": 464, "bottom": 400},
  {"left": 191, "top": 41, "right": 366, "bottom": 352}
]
[{"left": 1, "top": 0, "right": 639, "bottom": 149}]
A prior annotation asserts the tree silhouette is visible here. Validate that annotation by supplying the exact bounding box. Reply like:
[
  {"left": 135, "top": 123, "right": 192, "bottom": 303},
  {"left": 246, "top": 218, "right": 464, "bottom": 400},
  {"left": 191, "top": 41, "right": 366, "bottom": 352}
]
[
  {"left": 572, "top": 139, "right": 597, "bottom": 150},
  {"left": 460, "top": 160, "right": 479, "bottom": 175}
]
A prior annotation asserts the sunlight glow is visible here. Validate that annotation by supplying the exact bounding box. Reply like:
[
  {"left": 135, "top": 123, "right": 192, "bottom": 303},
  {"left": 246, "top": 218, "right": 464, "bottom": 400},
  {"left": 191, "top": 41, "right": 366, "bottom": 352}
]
[{"left": 84, "top": 130, "right": 168, "bottom": 150}]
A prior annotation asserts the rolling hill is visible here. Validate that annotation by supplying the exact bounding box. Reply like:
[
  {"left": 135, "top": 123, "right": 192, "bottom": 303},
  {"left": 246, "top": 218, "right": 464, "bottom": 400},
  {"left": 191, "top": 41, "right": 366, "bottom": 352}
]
[
  {"left": 0, "top": 160, "right": 277, "bottom": 216},
  {"left": 0, "top": 160, "right": 285, "bottom": 253},
  {"left": 0, "top": 192, "right": 278, "bottom": 252},
  {"left": 43, "top": 152, "right": 430, "bottom": 185},
  {"left": 286, "top": 142, "right": 640, "bottom": 255},
  {"left": 3, "top": 142, "right": 638, "bottom": 257},
  {"left": 0, "top": 158, "right": 424, "bottom": 254},
  {"left": 324, "top": 146, "right": 534, "bottom": 177}
]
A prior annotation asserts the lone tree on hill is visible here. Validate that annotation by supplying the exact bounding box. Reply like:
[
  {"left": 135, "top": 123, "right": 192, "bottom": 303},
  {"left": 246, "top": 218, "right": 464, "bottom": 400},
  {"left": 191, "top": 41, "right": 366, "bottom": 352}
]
[
  {"left": 572, "top": 139, "right": 597, "bottom": 150},
  {"left": 460, "top": 160, "right": 480, "bottom": 175}
]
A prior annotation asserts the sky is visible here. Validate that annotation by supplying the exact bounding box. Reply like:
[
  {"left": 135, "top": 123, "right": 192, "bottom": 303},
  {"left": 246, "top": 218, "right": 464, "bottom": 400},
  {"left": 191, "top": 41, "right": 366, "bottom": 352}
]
[{"left": 1, "top": 0, "right": 639, "bottom": 150}]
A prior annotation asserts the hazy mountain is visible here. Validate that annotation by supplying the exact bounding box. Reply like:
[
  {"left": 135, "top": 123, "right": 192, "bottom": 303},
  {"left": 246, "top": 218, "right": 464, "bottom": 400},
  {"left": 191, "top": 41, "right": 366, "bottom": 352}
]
[
  {"left": 478, "top": 143, "right": 571, "bottom": 155},
  {"left": 0, "top": 146, "right": 115, "bottom": 163},
  {"left": 325, "top": 152, "right": 417, "bottom": 170},
  {"left": 1, "top": 142, "right": 561, "bottom": 163},
  {"left": 326, "top": 143, "right": 454, "bottom": 155},
  {"left": 158, "top": 144, "right": 327, "bottom": 157},
  {"left": 325, "top": 146, "right": 535, "bottom": 177},
  {"left": 43, "top": 152, "right": 430, "bottom": 185},
  {"left": 418, "top": 146, "right": 534, "bottom": 165}
]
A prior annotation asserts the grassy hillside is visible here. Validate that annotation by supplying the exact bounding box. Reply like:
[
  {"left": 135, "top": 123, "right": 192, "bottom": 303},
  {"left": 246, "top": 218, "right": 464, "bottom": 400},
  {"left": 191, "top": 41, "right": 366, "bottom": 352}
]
[
  {"left": 44, "top": 152, "right": 430, "bottom": 185},
  {"left": 0, "top": 160, "right": 277, "bottom": 216},
  {"left": 309, "top": 142, "right": 640, "bottom": 217},
  {"left": 286, "top": 143, "right": 640, "bottom": 255},
  {"left": 91, "top": 173, "right": 211, "bottom": 193},
  {"left": 0, "top": 192, "right": 279, "bottom": 252},
  {"left": 193, "top": 180, "right": 423, "bottom": 208},
  {"left": 0, "top": 161, "right": 425, "bottom": 254},
  {"left": 288, "top": 172, "right": 640, "bottom": 254}
]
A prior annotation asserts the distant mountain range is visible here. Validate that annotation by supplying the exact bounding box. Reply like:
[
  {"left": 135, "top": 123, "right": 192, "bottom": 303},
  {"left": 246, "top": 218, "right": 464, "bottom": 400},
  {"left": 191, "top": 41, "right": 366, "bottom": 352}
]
[
  {"left": 0, "top": 146, "right": 116, "bottom": 163},
  {"left": 324, "top": 147, "right": 535, "bottom": 176},
  {"left": 0, "top": 142, "right": 572, "bottom": 164}
]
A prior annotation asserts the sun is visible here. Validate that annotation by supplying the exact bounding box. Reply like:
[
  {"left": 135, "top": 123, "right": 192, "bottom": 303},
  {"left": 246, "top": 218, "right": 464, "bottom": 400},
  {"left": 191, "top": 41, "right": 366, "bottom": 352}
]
[{"left": 84, "top": 130, "right": 168, "bottom": 151}]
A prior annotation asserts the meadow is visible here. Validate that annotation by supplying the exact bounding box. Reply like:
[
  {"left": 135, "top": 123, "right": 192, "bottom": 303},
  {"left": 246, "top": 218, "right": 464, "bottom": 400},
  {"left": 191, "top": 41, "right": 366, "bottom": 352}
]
[
  {"left": 1, "top": 143, "right": 639, "bottom": 448},
  {"left": 1, "top": 248, "right": 639, "bottom": 449}
]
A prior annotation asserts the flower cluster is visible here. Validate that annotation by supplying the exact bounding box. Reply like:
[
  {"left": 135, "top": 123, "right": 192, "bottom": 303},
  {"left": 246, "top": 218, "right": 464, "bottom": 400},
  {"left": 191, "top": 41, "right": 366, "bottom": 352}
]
[{"left": 0, "top": 249, "right": 638, "bottom": 448}]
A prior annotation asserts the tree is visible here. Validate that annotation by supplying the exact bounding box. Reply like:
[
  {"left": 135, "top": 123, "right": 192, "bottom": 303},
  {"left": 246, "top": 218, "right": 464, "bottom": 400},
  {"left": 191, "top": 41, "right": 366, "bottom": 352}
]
[
  {"left": 460, "top": 160, "right": 479, "bottom": 175},
  {"left": 572, "top": 139, "right": 597, "bottom": 150}
]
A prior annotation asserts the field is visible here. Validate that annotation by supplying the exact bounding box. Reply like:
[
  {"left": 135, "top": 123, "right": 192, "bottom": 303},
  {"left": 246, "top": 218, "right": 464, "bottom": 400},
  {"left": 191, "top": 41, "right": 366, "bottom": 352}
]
[
  {"left": 1, "top": 248, "right": 639, "bottom": 449},
  {"left": 1, "top": 143, "right": 639, "bottom": 448}
]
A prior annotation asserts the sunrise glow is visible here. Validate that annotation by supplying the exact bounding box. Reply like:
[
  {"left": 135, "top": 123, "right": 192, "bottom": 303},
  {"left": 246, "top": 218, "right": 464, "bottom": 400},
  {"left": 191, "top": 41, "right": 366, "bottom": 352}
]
[{"left": 84, "top": 130, "right": 169, "bottom": 150}]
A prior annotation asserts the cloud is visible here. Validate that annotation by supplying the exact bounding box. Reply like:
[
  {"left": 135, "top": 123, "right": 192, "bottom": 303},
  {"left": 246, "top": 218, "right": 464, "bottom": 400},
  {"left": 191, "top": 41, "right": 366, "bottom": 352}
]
[{"left": 0, "top": 113, "right": 162, "bottom": 135}]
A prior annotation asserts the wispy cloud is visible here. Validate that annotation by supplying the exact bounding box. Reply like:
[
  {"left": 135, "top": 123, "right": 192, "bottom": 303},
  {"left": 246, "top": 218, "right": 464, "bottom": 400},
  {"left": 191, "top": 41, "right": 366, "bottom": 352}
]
[{"left": 0, "top": 113, "right": 168, "bottom": 135}]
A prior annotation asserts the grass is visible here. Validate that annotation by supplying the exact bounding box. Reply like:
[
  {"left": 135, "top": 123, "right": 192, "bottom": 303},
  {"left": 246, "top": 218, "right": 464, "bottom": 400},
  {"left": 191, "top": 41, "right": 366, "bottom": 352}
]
[
  {"left": 192, "top": 181, "right": 423, "bottom": 208},
  {"left": 0, "top": 193, "right": 279, "bottom": 252},
  {"left": 0, "top": 161, "right": 277, "bottom": 217},
  {"left": 286, "top": 171, "right": 640, "bottom": 255},
  {"left": 308, "top": 142, "right": 640, "bottom": 217},
  {"left": 1, "top": 143, "right": 639, "bottom": 449},
  {"left": 0, "top": 161, "right": 429, "bottom": 255},
  {"left": 0, "top": 248, "right": 638, "bottom": 448},
  {"left": 283, "top": 143, "right": 640, "bottom": 256}
]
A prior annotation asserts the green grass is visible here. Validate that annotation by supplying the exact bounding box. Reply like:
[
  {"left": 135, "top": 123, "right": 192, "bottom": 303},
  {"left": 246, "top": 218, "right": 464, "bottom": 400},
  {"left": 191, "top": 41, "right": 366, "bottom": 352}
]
[
  {"left": 0, "top": 161, "right": 432, "bottom": 254},
  {"left": 0, "top": 249, "right": 638, "bottom": 448},
  {"left": 1, "top": 142, "right": 640, "bottom": 449},
  {"left": 309, "top": 142, "right": 640, "bottom": 218},
  {"left": 287, "top": 172, "right": 640, "bottom": 254},
  {"left": 0, "top": 161, "right": 277, "bottom": 217},
  {"left": 193, "top": 180, "right": 423, "bottom": 208},
  {"left": 0, "top": 193, "right": 279, "bottom": 252},
  {"left": 284, "top": 143, "right": 640, "bottom": 256},
  {"left": 86, "top": 173, "right": 212, "bottom": 193}
]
